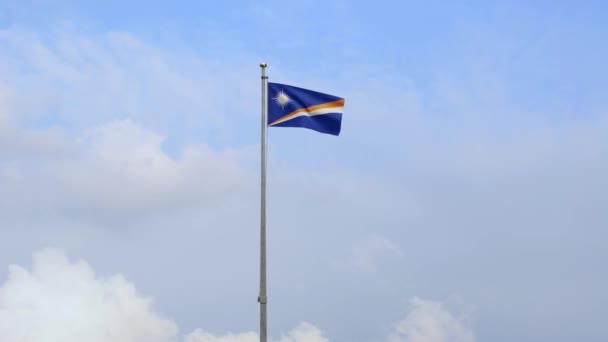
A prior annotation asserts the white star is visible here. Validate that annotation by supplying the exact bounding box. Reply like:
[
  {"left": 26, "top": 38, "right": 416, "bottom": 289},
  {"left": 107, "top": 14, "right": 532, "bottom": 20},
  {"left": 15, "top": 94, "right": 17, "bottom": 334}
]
[{"left": 273, "top": 90, "right": 291, "bottom": 109}]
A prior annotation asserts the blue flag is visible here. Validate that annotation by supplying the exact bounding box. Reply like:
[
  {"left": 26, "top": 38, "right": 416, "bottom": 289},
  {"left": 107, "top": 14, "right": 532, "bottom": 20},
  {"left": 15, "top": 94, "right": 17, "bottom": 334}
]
[{"left": 267, "top": 82, "right": 344, "bottom": 136}]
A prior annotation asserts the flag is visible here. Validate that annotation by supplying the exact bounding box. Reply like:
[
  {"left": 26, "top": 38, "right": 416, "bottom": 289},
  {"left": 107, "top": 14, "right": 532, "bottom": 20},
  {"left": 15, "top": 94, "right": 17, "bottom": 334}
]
[{"left": 267, "top": 82, "right": 344, "bottom": 136}]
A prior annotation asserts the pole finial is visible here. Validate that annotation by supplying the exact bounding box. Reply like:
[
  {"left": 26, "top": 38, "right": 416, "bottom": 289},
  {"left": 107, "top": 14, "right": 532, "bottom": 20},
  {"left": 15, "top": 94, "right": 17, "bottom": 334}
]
[{"left": 260, "top": 62, "right": 267, "bottom": 68}]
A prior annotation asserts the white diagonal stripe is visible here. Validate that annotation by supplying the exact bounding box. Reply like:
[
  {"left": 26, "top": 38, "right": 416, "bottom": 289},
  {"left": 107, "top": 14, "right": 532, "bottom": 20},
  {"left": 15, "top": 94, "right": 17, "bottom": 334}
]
[{"left": 269, "top": 106, "right": 344, "bottom": 126}]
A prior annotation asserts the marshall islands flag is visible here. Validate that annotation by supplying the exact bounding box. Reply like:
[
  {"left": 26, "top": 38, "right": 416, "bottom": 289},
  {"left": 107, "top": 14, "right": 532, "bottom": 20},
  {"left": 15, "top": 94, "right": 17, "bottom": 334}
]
[{"left": 267, "top": 82, "right": 344, "bottom": 136}]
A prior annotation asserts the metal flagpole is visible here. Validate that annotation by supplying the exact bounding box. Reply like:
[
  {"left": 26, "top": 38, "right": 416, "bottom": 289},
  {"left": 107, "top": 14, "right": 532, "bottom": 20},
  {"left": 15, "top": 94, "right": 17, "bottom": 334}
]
[{"left": 258, "top": 62, "right": 268, "bottom": 342}]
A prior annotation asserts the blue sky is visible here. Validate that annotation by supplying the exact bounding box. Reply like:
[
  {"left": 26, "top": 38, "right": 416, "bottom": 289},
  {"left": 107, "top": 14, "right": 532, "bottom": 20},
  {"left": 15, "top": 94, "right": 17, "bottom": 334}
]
[{"left": 1, "top": 1, "right": 607, "bottom": 342}]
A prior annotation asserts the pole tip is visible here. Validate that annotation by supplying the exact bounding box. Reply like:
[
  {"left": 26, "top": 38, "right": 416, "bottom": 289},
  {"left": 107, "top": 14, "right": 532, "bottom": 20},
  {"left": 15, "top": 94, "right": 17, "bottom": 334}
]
[{"left": 260, "top": 62, "right": 267, "bottom": 68}]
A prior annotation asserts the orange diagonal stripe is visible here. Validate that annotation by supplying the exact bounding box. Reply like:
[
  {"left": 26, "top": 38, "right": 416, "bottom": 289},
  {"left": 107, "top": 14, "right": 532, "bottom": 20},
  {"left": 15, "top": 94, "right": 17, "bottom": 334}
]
[{"left": 269, "top": 99, "right": 345, "bottom": 126}]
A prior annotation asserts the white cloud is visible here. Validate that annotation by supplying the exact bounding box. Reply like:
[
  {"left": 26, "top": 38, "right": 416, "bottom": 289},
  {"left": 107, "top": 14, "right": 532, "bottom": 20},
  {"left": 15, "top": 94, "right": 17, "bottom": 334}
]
[
  {"left": 275, "top": 322, "right": 328, "bottom": 342},
  {"left": 0, "top": 27, "right": 256, "bottom": 135},
  {"left": 185, "top": 330, "right": 258, "bottom": 342},
  {"left": 0, "top": 82, "right": 69, "bottom": 158},
  {"left": 0, "top": 249, "right": 331, "bottom": 342},
  {"left": 334, "top": 234, "right": 403, "bottom": 274},
  {"left": 0, "top": 119, "right": 251, "bottom": 221},
  {"left": 53, "top": 119, "right": 248, "bottom": 214},
  {"left": 0, "top": 249, "right": 471, "bottom": 342},
  {"left": 185, "top": 322, "right": 327, "bottom": 342},
  {"left": 0, "top": 27, "right": 259, "bottom": 223},
  {"left": 0, "top": 248, "right": 178, "bottom": 342},
  {"left": 389, "top": 297, "right": 474, "bottom": 342}
]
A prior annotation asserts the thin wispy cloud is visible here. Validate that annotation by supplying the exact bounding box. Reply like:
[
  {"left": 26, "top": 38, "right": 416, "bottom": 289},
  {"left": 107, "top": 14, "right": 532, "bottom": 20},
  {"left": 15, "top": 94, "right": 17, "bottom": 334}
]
[{"left": 333, "top": 234, "right": 403, "bottom": 274}]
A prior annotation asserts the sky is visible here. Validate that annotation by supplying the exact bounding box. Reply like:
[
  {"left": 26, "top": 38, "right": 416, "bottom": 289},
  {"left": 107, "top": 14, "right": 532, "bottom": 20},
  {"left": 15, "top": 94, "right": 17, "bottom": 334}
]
[{"left": 0, "top": 1, "right": 607, "bottom": 341}]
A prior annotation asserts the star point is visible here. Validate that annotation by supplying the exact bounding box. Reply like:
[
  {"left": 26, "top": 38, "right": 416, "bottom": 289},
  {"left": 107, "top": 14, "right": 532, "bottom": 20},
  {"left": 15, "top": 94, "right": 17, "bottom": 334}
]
[{"left": 273, "top": 90, "right": 291, "bottom": 109}]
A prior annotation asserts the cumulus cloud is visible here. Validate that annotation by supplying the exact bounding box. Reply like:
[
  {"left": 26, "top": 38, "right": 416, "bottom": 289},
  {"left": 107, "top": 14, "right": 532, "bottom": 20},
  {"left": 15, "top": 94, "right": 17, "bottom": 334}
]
[
  {"left": 185, "top": 322, "right": 327, "bottom": 342},
  {"left": 0, "top": 119, "right": 251, "bottom": 221},
  {"left": 389, "top": 297, "right": 474, "bottom": 342},
  {"left": 274, "top": 322, "right": 328, "bottom": 342},
  {"left": 0, "top": 249, "right": 331, "bottom": 342},
  {"left": 185, "top": 330, "right": 258, "bottom": 342},
  {"left": 54, "top": 119, "right": 248, "bottom": 214},
  {"left": 0, "top": 27, "right": 258, "bottom": 223},
  {"left": 0, "top": 249, "right": 471, "bottom": 342},
  {"left": 0, "top": 248, "right": 178, "bottom": 342}
]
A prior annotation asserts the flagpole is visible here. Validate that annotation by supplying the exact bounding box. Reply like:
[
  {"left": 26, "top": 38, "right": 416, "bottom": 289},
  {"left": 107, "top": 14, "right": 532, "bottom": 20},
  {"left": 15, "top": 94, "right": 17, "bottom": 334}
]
[{"left": 258, "top": 62, "right": 268, "bottom": 342}]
